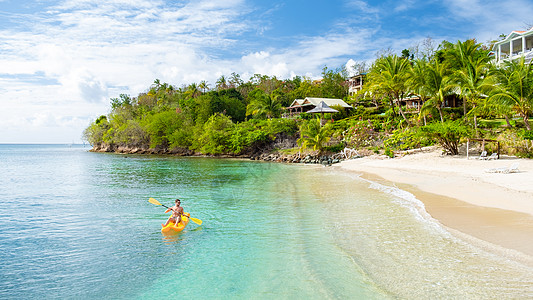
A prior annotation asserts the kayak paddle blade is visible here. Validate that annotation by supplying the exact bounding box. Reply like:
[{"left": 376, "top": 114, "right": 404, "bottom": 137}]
[
  {"left": 149, "top": 197, "right": 162, "bottom": 206},
  {"left": 189, "top": 217, "right": 202, "bottom": 225}
]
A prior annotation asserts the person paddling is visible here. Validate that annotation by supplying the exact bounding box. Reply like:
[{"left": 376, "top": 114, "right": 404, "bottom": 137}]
[{"left": 162, "top": 199, "right": 184, "bottom": 227}]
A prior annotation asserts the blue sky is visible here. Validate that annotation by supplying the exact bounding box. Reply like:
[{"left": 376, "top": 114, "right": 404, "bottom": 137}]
[{"left": 1, "top": 0, "right": 532, "bottom": 143}]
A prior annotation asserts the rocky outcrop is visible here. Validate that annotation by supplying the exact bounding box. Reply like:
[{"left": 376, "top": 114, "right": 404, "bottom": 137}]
[
  {"left": 89, "top": 133, "right": 346, "bottom": 165},
  {"left": 90, "top": 143, "right": 195, "bottom": 155},
  {"left": 251, "top": 153, "right": 340, "bottom": 165}
]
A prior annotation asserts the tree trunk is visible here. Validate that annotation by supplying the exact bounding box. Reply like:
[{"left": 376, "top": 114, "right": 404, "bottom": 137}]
[
  {"left": 396, "top": 93, "right": 410, "bottom": 126},
  {"left": 397, "top": 104, "right": 411, "bottom": 126},
  {"left": 504, "top": 115, "right": 513, "bottom": 128},
  {"left": 389, "top": 99, "right": 396, "bottom": 115},
  {"left": 524, "top": 114, "right": 531, "bottom": 130},
  {"left": 437, "top": 107, "right": 444, "bottom": 123},
  {"left": 463, "top": 97, "right": 467, "bottom": 121}
]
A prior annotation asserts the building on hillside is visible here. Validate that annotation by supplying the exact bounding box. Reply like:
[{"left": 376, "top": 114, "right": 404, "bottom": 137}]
[
  {"left": 492, "top": 26, "right": 533, "bottom": 64},
  {"left": 284, "top": 97, "right": 352, "bottom": 117},
  {"left": 443, "top": 94, "right": 462, "bottom": 108},
  {"left": 393, "top": 94, "right": 462, "bottom": 114},
  {"left": 395, "top": 95, "right": 422, "bottom": 113},
  {"left": 347, "top": 74, "right": 366, "bottom": 96}
]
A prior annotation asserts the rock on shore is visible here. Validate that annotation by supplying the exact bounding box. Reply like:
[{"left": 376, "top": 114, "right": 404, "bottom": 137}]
[{"left": 90, "top": 142, "right": 341, "bottom": 165}]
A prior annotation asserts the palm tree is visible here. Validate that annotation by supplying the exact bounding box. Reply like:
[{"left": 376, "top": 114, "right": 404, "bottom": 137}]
[
  {"left": 246, "top": 90, "right": 282, "bottom": 119},
  {"left": 409, "top": 59, "right": 431, "bottom": 124},
  {"left": 368, "top": 55, "right": 412, "bottom": 126},
  {"left": 186, "top": 83, "right": 201, "bottom": 98},
  {"left": 446, "top": 40, "right": 491, "bottom": 127},
  {"left": 297, "top": 118, "right": 332, "bottom": 154},
  {"left": 199, "top": 80, "right": 209, "bottom": 93},
  {"left": 489, "top": 57, "right": 533, "bottom": 130},
  {"left": 216, "top": 75, "right": 228, "bottom": 91},
  {"left": 420, "top": 59, "right": 456, "bottom": 123},
  {"left": 229, "top": 72, "right": 243, "bottom": 88},
  {"left": 152, "top": 79, "right": 162, "bottom": 90}
]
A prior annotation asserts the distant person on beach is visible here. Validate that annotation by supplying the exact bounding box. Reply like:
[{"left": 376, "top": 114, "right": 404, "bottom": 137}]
[{"left": 162, "top": 199, "right": 184, "bottom": 227}]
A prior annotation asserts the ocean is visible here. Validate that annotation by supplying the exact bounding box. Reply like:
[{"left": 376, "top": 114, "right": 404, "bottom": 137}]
[{"left": 0, "top": 144, "right": 531, "bottom": 299}]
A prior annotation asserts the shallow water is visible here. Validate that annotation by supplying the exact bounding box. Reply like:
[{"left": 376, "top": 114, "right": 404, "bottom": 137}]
[{"left": 0, "top": 145, "right": 531, "bottom": 299}]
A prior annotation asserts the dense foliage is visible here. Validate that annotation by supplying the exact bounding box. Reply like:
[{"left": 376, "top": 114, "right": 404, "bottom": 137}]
[{"left": 84, "top": 38, "right": 533, "bottom": 158}]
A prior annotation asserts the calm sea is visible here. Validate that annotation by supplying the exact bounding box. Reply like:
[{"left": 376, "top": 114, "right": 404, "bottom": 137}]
[{"left": 0, "top": 144, "right": 531, "bottom": 299}]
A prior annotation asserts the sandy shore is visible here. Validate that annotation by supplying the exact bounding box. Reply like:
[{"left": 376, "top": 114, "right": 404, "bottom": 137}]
[{"left": 337, "top": 148, "right": 533, "bottom": 258}]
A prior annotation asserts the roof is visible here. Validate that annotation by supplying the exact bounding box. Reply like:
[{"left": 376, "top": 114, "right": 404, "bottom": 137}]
[
  {"left": 349, "top": 73, "right": 367, "bottom": 78},
  {"left": 307, "top": 101, "right": 339, "bottom": 113},
  {"left": 301, "top": 97, "right": 352, "bottom": 108},
  {"left": 288, "top": 99, "right": 305, "bottom": 107},
  {"left": 493, "top": 26, "right": 533, "bottom": 49}
]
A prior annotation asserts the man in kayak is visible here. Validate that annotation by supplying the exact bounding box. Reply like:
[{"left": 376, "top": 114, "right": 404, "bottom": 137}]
[{"left": 162, "top": 198, "right": 184, "bottom": 227}]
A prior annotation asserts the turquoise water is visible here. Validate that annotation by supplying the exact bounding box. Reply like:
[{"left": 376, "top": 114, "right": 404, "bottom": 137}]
[{"left": 0, "top": 145, "right": 531, "bottom": 299}]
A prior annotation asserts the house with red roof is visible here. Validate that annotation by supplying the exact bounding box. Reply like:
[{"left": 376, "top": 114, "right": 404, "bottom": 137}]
[{"left": 493, "top": 26, "right": 533, "bottom": 64}]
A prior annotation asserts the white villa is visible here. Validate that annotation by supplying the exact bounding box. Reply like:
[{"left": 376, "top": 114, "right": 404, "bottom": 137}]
[
  {"left": 347, "top": 74, "right": 366, "bottom": 96},
  {"left": 492, "top": 26, "right": 533, "bottom": 64}
]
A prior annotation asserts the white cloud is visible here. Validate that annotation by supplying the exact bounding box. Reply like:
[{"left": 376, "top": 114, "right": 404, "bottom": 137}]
[
  {"left": 345, "top": 0, "right": 379, "bottom": 14},
  {"left": 444, "top": 0, "right": 533, "bottom": 41},
  {"left": 0, "top": 0, "right": 253, "bottom": 143},
  {"left": 238, "top": 28, "right": 376, "bottom": 81},
  {"left": 394, "top": 0, "right": 416, "bottom": 12},
  {"left": 4, "top": 0, "right": 487, "bottom": 143}
]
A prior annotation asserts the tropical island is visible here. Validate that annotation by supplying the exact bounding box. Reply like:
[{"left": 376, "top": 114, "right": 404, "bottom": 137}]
[{"left": 83, "top": 36, "right": 533, "bottom": 163}]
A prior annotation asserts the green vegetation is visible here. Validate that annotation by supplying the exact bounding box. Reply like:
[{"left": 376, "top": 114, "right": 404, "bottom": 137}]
[{"left": 84, "top": 38, "right": 533, "bottom": 159}]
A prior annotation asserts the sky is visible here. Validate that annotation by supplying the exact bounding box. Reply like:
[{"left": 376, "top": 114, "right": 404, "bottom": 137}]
[{"left": 1, "top": 0, "right": 532, "bottom": 143}]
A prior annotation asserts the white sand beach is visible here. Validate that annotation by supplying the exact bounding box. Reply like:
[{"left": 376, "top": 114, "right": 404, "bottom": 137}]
[{"left": 338, "top": 148, "right": 533, "bottom": 257}]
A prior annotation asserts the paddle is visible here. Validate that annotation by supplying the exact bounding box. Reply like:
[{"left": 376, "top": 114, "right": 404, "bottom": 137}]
[{"left": 148, "top": 198, "right": 203, "bottom": 225}]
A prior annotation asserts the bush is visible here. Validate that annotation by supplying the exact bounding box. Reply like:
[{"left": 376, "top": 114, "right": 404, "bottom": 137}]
[
  {"left": 266, "top": 118, "right": 299, "bottom": 136},
  {"left": 384, "top": 148, "right": 394, "bottom": 158},
  {"left": 227, "top": 121, "right": 269, "bottom": 154},
  {"left": 343, "top": 120, "right": 377, "bottom": 148},
  {"left": 383, "top": 127, "right": 433, "bottom": 151},
  {"left": 498, "top": 129, "right": 533, "bottom": 158},
  {"left": 442, "top": 107, "right": 463, "bottom": 120},
  {"left": 519, "top": 129, "right": 533, "bottom": 140},
  {"left": 146, "top": 111, "right": 183, "bottom": 148},
  {"left": 191, "top": 113, "right": 234, "bottom": 154},
  {"left": 421, "top": 120, "right": 471, "bottom": 155}
]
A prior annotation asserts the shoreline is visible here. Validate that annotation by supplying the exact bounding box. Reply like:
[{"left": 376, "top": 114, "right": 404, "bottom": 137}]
[{"left": 336, "top": 149, "right": 533, "bottom": 260}]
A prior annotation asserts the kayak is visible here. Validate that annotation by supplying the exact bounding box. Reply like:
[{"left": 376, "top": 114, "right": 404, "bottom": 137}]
[{"left": 161, "top": 212, "right": 190, "bottom": 235}]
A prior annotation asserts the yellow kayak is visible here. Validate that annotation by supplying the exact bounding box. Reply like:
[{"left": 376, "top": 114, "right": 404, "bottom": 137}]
[{"left": 161, "top": 212, "right": 190, "bottom": 235}]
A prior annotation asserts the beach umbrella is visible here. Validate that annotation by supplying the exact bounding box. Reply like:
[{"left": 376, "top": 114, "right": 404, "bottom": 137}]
[{"left": 307, "top": 101, "right": 338, "bottom": 126}]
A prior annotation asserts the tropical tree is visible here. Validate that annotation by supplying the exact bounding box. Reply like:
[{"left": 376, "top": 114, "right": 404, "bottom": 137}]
[
  {"left": 419, "top": 59, "right": 456, "bottom": 123},
  {"left": 185, "top": 83, "right": 201, "bottom": 98},
  {"left": 446, "top": 39, "right": 491, "bottom": 127},
  {"left": 152, "top": 79, "right": 162, "bottom": 90},
  {"left": 297, "top": 118, "right": 332, "bottom": 154},
  {"left": 246, "top": 89, "right": 282, "bottom": 119},
  {"left": 216, "top": 75, "right": 228, "bottom": 90},
  {"left": 320, "top": 66, "right": 348, "bottom": 99},
  {"left": 367, "top": 55, "right": 412, "bottom": 125},
  {"left": 228, "top": 72, "right": 243, "bottom": 88},
  {"left": 409, "top": 59, "right": 432, "bottom": 124},
  {"left": 199, "top": 80, "right": 209, "bottom": 93},
  {"left": 489, "top": 57, "right": 533, "bottom": 130}
]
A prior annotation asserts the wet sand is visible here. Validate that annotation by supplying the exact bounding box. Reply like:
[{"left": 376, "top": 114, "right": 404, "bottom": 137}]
[{"left": 338, "top": 149, "right": 533, "bottom": 258}]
